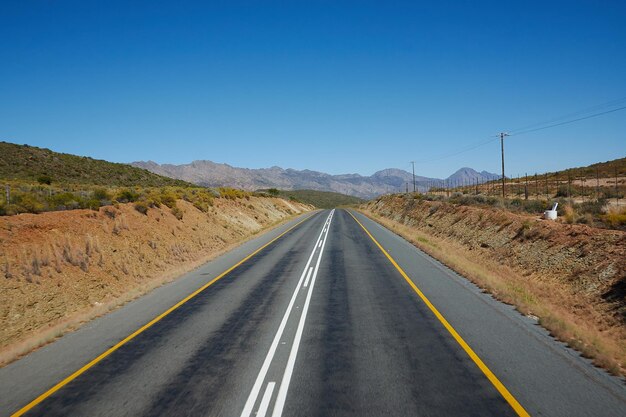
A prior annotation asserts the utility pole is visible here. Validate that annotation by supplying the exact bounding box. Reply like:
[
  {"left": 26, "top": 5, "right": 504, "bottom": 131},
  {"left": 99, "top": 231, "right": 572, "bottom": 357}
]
[
  {"left": 500, "top": 132, "right": 508, "bottom": 198},
  {"left": 410, "top": 161, "right": 416, "bottom": 193},
  {"left": 406, "top": 182, "right": 409, "bottom": 194}
]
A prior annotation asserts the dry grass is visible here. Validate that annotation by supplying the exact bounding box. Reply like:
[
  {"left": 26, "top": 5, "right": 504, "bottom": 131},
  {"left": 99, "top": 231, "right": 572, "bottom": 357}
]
[
  {"left": 0, "top": 197, "right": 313, "bottom": 367},
  {"left": 359, "top": 208, "right": 626, "bottom": 376},
  {"left": 563, "top": 204, "right": 576, "bottom": 224},
  {"left": 0, "top": 214, "right": 300, "bottom": 367},
  {"left": 603, "top": 206, "right": 626, "bottom": 227}
]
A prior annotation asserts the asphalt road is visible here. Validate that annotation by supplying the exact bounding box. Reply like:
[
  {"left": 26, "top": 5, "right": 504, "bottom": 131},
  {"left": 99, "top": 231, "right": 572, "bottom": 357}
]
[{"left": 1, "top": 209, "right": 625, "bottom": 416}]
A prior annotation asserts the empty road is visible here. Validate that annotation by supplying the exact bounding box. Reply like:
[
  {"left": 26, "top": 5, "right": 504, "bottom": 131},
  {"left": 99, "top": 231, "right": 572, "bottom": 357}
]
[{"left": 1, "top": 209, "right": 625, "bottom": 416}]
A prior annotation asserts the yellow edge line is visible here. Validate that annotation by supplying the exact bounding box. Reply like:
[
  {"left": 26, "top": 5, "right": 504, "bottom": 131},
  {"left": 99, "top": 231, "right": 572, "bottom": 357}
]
[
  {"left": 346, "top": 210, "right": 530, "bottom": 417},
  {"left": 11, "top": 212, "right": 317, "bottom": 417}
]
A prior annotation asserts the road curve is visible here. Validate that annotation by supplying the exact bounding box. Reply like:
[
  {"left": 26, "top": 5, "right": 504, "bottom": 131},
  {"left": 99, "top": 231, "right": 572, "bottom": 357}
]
[{"left": 1, "top": 209, "right": 625, "bottom": 416}]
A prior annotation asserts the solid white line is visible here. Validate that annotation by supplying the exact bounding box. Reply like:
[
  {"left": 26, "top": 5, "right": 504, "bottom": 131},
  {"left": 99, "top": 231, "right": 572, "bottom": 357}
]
[
  {"left": 256, "top": 382, "right": 276, "bottom": 417},
  {"left": 240, "top": 211, "right": 333, "bottom": 417},
  {"left": 303, "top": 266, "right": 313, "bottom": 288},
  {"left": 271, "top": 210, "right": 333, "bottom": 417}
]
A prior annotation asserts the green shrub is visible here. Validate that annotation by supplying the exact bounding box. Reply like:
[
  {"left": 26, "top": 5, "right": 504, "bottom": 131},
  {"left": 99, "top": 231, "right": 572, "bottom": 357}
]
[
  {"left": 160, "top": 191, "right": 178, "bottom": 208},
  {"left": 193, "top": 201, "right": 208, "bottom": 212},
  {"left": 92, "top": 188, "right": 111, "bottom": 201},
  {"left": 0, "top": 181, "right": 247, "bottom": 218},
  {"left": 219, "top": 187, "right": 248, "bottom": 200},
  {"left": 83, "top": 199, "right": 102, "bottom": 210},
  {"left": 134, "top": 201, "right": 149, "bottom": 215},
  {"left": 578, "top": 199, "right": 606, "bottom": 216},
  {"left": 520, "top": 199, "right": 548, "bottom": 213},
  {"left": 191, "top": 191, "right": 213, "bottom": 212},
  {"left": 116, "top": 189, "right": 139, "bottom": 203},
  {"left": 13, "top": 193, "right": 45, "bottom": 213},
  {"left": 171, "top": 205, "right": 183, "bottom": 220},
  {"left": 49, "top": 192, "right": 82, "bottom": 210},
  {"left": 37, "top": 174, "right": 52, "bottom": 185}
]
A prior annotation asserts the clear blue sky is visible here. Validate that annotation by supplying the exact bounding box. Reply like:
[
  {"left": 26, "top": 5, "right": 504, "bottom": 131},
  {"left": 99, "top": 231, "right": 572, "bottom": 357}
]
[{"left": 1, "top": 1, "right": 625, "bottom": 178}]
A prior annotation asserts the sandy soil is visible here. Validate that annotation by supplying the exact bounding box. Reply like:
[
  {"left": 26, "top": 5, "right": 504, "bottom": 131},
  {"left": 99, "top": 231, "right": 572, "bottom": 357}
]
[{"left": 0, "top": 197, "right": 311, "bottom": 364}]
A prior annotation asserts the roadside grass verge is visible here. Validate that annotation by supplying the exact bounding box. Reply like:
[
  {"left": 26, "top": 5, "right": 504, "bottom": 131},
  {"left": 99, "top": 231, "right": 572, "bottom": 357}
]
[
  {"left": 413, "top": 193, "right": 625, "bottom": 231},
  {"left": 358, "top": 209, "right": 626, "bottom": 377},
  {"left": 0, "top": 206, "right": 309, "bottom": 367}
]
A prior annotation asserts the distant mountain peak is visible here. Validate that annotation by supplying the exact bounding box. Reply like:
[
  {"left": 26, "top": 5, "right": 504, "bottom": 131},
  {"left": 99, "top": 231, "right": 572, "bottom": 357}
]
[
  {"left": 447, "top": 167, "right": 500, "bottom": 183},
  {"left": 130, "top": 160, "right": 499, "bottom": 199}
]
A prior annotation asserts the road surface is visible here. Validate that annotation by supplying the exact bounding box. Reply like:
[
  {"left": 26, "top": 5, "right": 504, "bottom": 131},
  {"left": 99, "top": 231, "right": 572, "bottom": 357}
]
[{"left": 1, "top": 209, "right": 625, "bottom": 416}]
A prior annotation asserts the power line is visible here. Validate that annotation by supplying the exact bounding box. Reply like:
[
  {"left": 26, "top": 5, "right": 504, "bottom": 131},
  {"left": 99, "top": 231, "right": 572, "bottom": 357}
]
[
  {"left": 508, "top": 96, "right": 626, "bottom": 134},
  {"left": 413, "top": 97, "right": 626, "bottom": 164},
  {"left": 413, "top": 136, "right": 498, "bottom": 164},
  {"left": 509, "top": 105, "right": 626, "bottom": 137}
]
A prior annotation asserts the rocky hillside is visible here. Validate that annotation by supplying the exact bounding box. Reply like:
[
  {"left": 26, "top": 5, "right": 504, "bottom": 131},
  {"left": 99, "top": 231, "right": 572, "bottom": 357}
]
[
  {"left": 0, "top": 196, "right": 311, "bottom": 364},
  {"left": 274, "top": 189, "right": 364, "bottom": 209},
  {"left": 131, "top": 160, "right": 499, "bottom": 199},
  {"left": 0, "top": 141, "right": 190, "bottom": 187},
  {"left": 361, "top": 195, "right": 626, "bottom": 374}
]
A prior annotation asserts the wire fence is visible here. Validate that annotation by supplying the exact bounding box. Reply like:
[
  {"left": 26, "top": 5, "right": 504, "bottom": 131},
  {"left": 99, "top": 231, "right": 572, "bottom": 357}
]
[{"left": 415, "top": 171, "right": 624, "bottom": 207}]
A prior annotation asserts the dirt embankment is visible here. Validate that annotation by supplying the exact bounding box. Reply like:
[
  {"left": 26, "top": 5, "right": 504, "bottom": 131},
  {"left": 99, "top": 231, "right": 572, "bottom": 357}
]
[
  {"left": 0, "top": 197, "right": 311, "bottom": 363},
  {"left": 361, "top": 195, "right": 626, "bottom": 374}
]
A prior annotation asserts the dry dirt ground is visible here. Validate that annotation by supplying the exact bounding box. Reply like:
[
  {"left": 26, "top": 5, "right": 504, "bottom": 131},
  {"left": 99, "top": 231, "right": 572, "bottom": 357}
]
[
  {"left": 0, "top": 197, "right": 311, "bottom": 365},
  {"left": 361, "top": 195, "right": 626, "bottom": 375}
]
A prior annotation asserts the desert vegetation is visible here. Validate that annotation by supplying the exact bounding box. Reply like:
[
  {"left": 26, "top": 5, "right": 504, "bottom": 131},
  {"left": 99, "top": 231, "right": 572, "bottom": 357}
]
[
  {"left": 0, "top": 182, "right": 222, "bottom": 216},
  {"left": 0, "top": 141, "right": 315, "bottom": 365},
  {"left": 0, "top": 143, "right": 288, "bottom": 217},
  {"left": 0, "top": 141, "right": 189, "bottom": 187},
  {"left": 435, "top": 156, "right": 624, "bottom": 196},
  {"left": 414, "top": 192, "right": 626, "bottom": 230},
  {"left": 0, "top": 195, "right": 312, "bottom": 365},
  {"left": 361, "top": 194, "right": 626, "bottom": 376},
  {"left": 264, "top": 189, "right": 364, "bottom": 209}
]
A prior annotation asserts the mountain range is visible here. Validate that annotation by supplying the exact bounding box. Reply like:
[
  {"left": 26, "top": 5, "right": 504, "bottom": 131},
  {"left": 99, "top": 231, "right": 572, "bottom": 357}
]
[{"left": 131, "top": 160, "right": 500, "bottom": 199}]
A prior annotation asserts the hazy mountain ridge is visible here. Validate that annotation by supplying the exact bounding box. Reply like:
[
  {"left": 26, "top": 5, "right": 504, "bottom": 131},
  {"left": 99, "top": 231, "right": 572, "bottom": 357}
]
[{"left": 131, "top": 160, "right": 500, "bottom": 199}]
